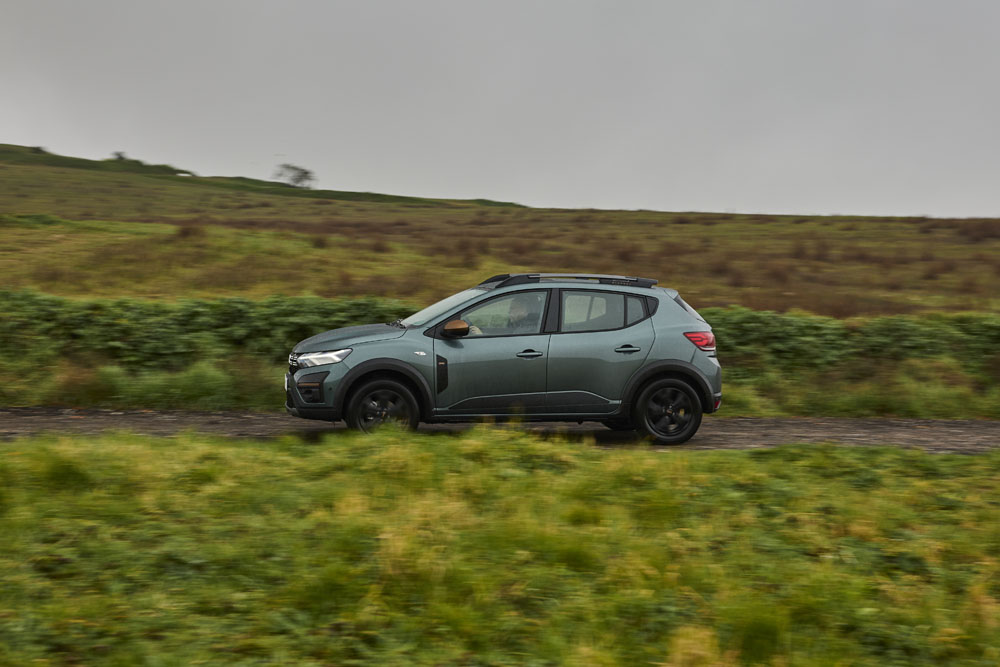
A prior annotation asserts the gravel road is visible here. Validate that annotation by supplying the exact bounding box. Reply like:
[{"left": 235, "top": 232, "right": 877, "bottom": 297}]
[{"left": 1, "top": 408, "right": 997, "bottom": 453}]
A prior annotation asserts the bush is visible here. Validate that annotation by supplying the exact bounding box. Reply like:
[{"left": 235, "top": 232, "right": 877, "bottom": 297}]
[
  {"left": 702, "top": 306, "right": 1000, "bottom": 375},
  {"left": 1, "top": 291, "right": 998, "bottom": 414},
  {"left": 0, "top": 290, "right": 413, "bottom": 370}
]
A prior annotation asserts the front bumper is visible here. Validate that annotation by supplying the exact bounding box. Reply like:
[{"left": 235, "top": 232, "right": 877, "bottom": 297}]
[
  {"left": 285, "top": 403, "right": 341, "bottom": 421},
  {"left": 285, "top": 365, "right": 348, "bottom": 422}
]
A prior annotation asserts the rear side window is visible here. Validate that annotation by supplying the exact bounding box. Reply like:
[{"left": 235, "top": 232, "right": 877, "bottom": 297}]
[
  {"left": 626, "top": 296, "right": 645, "bottom": 325},
  {"left": 561, "top": 291, "right": 625, "bottom": 332}
]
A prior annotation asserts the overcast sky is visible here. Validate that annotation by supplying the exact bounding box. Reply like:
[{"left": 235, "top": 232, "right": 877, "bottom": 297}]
[{"left": 3, "top": 1, "right": 998, "bottom": 216}]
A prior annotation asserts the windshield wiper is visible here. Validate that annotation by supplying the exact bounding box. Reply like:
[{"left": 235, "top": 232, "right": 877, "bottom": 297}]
[{"left": 387, "top": 318, "right": 407, "bottom": 328}]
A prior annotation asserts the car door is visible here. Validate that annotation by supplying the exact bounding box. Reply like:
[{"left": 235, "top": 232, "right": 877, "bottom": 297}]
[
  {"left": 433, "top": 289, "right": 551, "bottom": 415},
  {"left": 545, "top": 290, "right": 654, "bottom": 413}
]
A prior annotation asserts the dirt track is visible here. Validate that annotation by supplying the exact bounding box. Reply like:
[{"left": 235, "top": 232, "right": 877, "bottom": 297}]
[{"left": 1, "top": 408, "right": 997, "bottom": 453}]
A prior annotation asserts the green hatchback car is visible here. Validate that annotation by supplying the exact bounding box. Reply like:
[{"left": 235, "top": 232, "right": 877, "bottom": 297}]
[{"left": 286, "top": 273, "right": 721, "bottom": 444}]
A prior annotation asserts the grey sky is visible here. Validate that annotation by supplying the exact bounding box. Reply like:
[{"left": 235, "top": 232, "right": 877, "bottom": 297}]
[{"left": 2, "top": 1, "right": 998, "bottom": 216}]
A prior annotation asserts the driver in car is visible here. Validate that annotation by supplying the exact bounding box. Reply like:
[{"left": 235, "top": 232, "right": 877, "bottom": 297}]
[{"left": 468, "top": 294, "right": 540, "bottom": 336}]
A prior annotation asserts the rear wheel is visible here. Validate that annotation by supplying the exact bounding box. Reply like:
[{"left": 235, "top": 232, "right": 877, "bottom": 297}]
[
  {"left": 345, "top": 379, "right": 420, "bottom": 433},
  {"left": 634, "top": 378, "right": 702, "bottom": 445}
]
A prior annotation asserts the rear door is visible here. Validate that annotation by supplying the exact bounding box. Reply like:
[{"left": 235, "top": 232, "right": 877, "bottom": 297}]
[
  {"left": 545, "top": 290, "right": 654, "bottom": 413},
  {"left": 433, "top": 289, "right": 551, "bottom": 415}
]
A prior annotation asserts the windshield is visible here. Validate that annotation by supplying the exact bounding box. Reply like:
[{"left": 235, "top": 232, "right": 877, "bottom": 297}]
[{"left": 401, "top": 288, "right": 486, "bottom": 327}]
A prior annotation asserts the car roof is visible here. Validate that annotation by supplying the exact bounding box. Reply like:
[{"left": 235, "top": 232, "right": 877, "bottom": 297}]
[{"left": 476, "top": 273, "right": 679, "bottom": 298}]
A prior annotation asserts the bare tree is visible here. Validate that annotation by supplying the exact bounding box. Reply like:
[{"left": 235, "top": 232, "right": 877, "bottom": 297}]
[
  {"left": 113, "top": 151, "right": 127, "bottom": 160},
  {"left": 273, "top": 163, "right": 315, "bottom": 189}
]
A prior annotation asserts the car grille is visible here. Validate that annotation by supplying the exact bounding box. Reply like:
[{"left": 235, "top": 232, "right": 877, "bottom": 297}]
[{"left": 288, "top": 353, "right": 300, "bottom": 374}]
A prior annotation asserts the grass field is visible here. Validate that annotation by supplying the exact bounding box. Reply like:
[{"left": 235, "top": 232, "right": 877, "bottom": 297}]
[
  {"left": 2, "top": 429, "right": 999, "bottom": 665},
  {"left": 2, "top": 146, "right": 998, "bottom": 665},
  {"left": 2, "top": 144, "right": 999, "bottom": 316}
]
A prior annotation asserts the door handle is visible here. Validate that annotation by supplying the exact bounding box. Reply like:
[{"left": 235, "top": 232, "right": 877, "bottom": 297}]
[
  {"left": 615, "top": 345, "right": 641, "bottom": 353},
  {"left": 516, "top": 349, "right": 543, "bottom": 359}
]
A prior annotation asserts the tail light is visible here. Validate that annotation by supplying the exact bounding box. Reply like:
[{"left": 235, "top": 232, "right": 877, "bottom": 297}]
[{"left": 684, "top": 331, "right": 716, "bottom": 351}]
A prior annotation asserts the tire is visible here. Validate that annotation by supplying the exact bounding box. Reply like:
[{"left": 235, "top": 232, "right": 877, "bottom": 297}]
[
  {"left": 633, "top": 378, "right": 703, "bottom": 445},
  {"left": 345, "top": 378, "right": 420, "bottom": 433},
  {"left": 601, "top": 419, "right": 635, "bottom": 432}
]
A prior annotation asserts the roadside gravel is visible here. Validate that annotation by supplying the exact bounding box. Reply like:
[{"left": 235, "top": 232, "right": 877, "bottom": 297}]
[{"left": 1, "top": 408, "right": 997, "bottom": 453}]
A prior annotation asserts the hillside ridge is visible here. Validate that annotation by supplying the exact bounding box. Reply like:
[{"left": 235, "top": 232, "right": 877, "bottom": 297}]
[{"left": 0, "top": 143, "right": 524, "bottom": 208}]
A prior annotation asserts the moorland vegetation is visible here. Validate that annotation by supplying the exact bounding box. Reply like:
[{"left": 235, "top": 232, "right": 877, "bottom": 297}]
[{"left": 1, "top": 144, "right": 998, "bottom": 415}]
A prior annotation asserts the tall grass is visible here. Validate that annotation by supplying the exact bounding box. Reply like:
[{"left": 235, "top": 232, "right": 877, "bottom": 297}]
[{"left": 1, "top": 430, "right": 999, "bottom": 664}]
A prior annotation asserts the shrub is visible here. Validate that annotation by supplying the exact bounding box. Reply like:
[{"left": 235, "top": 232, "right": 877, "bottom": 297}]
[
  {"left": 0, "top": 290, "right": 413, "bottom": 370},
  {"left": 3, "top": 291, "right": 996, "bottom": 377},
  {"left": 2, "top": 292, "right": 998, "bottom": 413}
]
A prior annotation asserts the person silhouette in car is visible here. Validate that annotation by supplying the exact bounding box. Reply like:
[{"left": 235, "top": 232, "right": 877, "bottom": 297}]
[
  {"left": 506, "top": 294, "right": 540, "bottom": 333},
  {"left": 468, "top": 294, "right": 540, "bottom": 336}
]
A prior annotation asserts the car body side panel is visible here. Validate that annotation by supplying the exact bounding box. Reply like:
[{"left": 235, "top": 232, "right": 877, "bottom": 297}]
[
  {"left": 545, "top": 318, "right": 655, "bottom": 412},
  {"left": 433, "top": 334, "right": 551, "bottom": 414},
  {"left": 627, "top": 294, "right": 721, "bottom": 410},
  {"left": 295, "top": 330, "right": 437, "bottom": 414}
]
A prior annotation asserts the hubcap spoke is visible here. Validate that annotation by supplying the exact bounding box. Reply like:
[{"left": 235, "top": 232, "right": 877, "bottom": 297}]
[
  {"left": 358, "top": 389, "right": 410, "bottom": 431},
  {"left": 647, "top": 387, "right": 696, "bottom": 437}
]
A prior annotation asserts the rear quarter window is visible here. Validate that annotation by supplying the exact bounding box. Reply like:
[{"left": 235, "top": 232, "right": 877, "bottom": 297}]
[{"left": 626, "top": 296, "right": 645, "bottom": 325}]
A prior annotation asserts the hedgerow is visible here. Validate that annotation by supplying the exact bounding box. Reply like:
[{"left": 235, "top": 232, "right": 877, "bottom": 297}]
[
  {"left": 0, "top": 290, "right": 411, "bottom": 370},
  {"left": 3, "top": 291, "right": 996, "bottom": 373},
  {"left": 2, "top": 291, "right": 997, "bottom": 414},
  {"left": 701, "top": 306, "right": 1000, "bottom": 373}
]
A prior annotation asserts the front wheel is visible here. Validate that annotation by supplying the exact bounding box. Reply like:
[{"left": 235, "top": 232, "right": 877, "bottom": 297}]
[
  {"left": 634, "top": 378, "right": 703, "bottom": 445},
  {"left": 345, "top": 379, "right": 420, "bottom": 433}
]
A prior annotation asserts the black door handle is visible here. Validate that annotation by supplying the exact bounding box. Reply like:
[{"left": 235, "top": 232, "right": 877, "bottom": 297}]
[
  {"left": 615, "top": 345, "right": 641, "bottom": 353},
  {"left": 516, "top": 349, "right": 543, "bottom": 358}
]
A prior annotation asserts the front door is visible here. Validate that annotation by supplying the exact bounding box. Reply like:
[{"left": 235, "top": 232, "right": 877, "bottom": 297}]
[{"left": 433, "top": 290, "right": 551, "bottom": 415}]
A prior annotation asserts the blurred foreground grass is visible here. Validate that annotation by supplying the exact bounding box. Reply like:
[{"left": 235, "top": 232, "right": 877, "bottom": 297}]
[{"left": 2, "top": 429, "right": 999, "bottom": 664}]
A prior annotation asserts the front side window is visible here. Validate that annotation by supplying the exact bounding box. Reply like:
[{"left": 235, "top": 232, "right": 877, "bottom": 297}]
[
  {"left": 561, "top": 291, "right": 626, "bottom": 332},
  {"left": 460, "top": 291, "right": 547, "bottom": 336}
]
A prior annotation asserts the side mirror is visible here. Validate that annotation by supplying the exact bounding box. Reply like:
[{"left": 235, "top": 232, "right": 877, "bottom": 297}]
[{"left": 442, "top": 319, "right": 470, "bottom": 337}]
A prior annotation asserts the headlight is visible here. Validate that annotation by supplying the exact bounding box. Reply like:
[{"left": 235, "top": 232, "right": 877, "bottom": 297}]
[{"left": 296, "top": 348, "right": 352, "bottom": 367}]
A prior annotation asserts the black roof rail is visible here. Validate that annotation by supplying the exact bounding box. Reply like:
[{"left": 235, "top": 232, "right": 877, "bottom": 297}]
[
  {"left": 479, "top": 273, "right": 659, "bottom": 289},
  {"left": 478, "top": 274, "right": 512, "bottom": 285}
]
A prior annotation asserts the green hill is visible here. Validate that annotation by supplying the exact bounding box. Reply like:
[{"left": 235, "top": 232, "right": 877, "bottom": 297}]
[
  {"left": 1, "top": 143, "right": 997, "bottom": 315},
  {"left": 0, "top": 143, "right": 523, "bottom": 207}
]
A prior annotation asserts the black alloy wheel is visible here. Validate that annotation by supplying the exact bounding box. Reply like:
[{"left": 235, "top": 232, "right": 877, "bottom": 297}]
[
  {"left": 346, "top": 379, "right": 420, "bottom": 433},
  {"left": 634, "top": 378, "right": 703, "bottom": 444}
]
